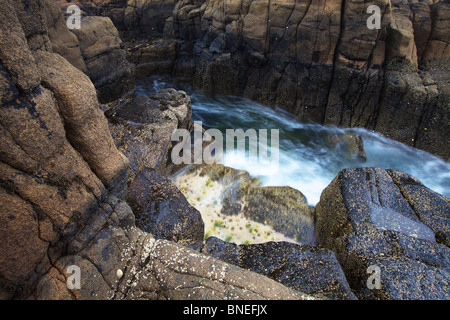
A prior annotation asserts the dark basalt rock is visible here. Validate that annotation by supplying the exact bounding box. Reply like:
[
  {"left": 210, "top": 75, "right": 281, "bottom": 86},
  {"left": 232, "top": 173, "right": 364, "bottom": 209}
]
[
  {"left": 127, "top": 169, "right": 205, "bottom": 249},
  {"left": 203, "top": 236, "right": 357, "bottom": 300},
  {"left": 315, "top": 167, "right": 450, "bottom": 299}
]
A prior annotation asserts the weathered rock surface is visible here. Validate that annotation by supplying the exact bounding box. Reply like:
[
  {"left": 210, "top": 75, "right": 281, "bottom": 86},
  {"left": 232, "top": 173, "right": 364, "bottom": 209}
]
[
  {"left": 203, "top": 236, "right": 357, "bottom": 300},
  {"left": 70, "top": 15, "right": 135, "bottom": 103},
  {"left": 0, "top": 0, "right": 127, "bottom": 296},
  {"left": 316, "top": 167, "right": 450, "bottom": 299},
  {"left": 108, "top": 88, "right": 193, "bottom": 177},
  {"left": 102, "top": 0, "right": 450, "bottom": 160},
  {"left": 44, "top": 0, "right": 87, "bottom": 72},
  {"left": 33, "top": 195, "right": 313, "bottom": 300}
]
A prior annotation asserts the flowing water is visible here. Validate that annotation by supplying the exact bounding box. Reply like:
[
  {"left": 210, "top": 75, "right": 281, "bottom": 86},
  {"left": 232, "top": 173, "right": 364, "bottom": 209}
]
[{"left": 137, "top": 77, "right": 450, "bottom": 206}]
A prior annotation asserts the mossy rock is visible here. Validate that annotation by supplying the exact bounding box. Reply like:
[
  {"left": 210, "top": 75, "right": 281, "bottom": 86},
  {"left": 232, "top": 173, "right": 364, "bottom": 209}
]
[{"left": 244, "top": 186, "right": 316, "bottom": 244}]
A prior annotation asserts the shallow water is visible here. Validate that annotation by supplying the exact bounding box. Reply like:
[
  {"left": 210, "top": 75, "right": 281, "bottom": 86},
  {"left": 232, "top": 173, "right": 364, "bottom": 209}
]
[{"left": 137, "top": 77, "right": 450, "bottom": 206}]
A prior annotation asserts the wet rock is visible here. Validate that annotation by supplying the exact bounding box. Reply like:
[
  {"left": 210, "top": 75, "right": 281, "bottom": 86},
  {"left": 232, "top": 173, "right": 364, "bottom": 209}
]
[
  {"left": 127, "top": 169, "right": 205, "bottom": 248},
  {"left": 315, "top": 168, "right": 450, "bottom": 299},
  {"left": 326, "top": 131, "right": 367, "bottom": 162},
  {"left": 203, "top": 237, "right": 357, "bottom": 300},
  {"left": 244, "top": 186, "right": 316, "bottom": 245}
]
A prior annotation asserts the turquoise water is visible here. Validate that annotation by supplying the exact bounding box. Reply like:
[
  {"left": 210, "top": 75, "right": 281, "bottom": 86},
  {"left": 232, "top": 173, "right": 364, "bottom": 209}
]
[{"left": 137, "top": 77, "right": 450, "bottom": 205}]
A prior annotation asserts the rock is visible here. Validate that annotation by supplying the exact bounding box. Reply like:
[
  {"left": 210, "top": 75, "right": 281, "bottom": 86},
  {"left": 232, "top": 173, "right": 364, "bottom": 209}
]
[
  {"left": 44, "top": 0, "right": 87, "bottom": 73},
  {"left": 0, "top": 0, "right": 41, "bottom": 95},
  {"left": 182, "top": 164, "right": 316, "bottom": 245},
  {"left": 125, "top": 38, "right": 178, "bottom": 78},
  {"left": 315, "top": 168, "right": 450, "bottom": 299},
  {"left": 127, "top": 169, "right": 205, "bottom": 248},
  {"left": 34, "top": 50, "right": 129, "bottom": 191},
  {"left": 0, "top": 0, "right": 127, "bottom": 296},
  {"left": 70, "top": 15, "right": 135, "bottom": 103},
  {"left": 108, "top": 88, "right": 193, "bottom": 177},
  {"left": 244, "top": 186, "right": 316, "bottom": 245},
  {"left": 326, "top": 131, "right": 367, "bottom": 162},
  {"left": 35, "top": 222, "right": 313, "bottom": 300},
  {"left": 203, "top": 237, "right": 357, "bottom": 300},
  {"left": 124, "top": 0, "right": 177, "bottom": 38}
]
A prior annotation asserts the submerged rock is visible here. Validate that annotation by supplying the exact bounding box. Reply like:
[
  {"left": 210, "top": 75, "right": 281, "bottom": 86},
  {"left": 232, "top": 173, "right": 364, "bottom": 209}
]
[
  {"left": 316, "top": 167, "right": 450, "bottom": 299},
  {"left": 175, "top": 164, "right": 316, "bottom": 245},
  {"left": 325, "top": 132, "right": 367, "bottom": 162}
]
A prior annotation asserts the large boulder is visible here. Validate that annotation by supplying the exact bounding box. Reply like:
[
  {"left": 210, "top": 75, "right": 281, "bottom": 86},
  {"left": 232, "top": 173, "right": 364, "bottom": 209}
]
[
  {"left": 315, "top": 167, "right": 450, "bottom": 299},
  {"left": 107, "top": 87, "right": 194, "bottom": 178}
]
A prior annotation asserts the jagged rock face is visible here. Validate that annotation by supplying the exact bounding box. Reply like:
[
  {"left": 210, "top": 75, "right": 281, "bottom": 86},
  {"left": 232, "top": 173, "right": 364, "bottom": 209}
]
[
  {"left": 104, "top": 0, "right": 449, "bottom": 160},
  {"left": 108, "top": 88, "right": 193, "bottom": 177},
  {"left": 42, "top": 0, "right": 135, "bottom": 103},
  {"left": 315, "top": 168, "right": 450, "bottom": 299}
]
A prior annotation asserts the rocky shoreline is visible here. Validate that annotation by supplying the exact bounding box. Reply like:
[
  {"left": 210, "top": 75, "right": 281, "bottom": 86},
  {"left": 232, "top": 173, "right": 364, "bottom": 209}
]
[{"left": 0, "top": 0, "right": 449, "bottom": 300}]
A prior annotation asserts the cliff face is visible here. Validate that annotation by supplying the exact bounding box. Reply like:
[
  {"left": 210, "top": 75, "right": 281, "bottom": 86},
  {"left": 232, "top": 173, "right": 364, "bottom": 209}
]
[
  {"left": 173, "top": 0, "right": 449, "bottom": 160},
  {"left": 90, "top": 0, "right": 449, "bottom": 159}
]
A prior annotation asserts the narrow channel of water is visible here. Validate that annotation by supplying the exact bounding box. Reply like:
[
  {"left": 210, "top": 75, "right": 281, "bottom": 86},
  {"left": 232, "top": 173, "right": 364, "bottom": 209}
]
[{"left": 137, "top": 77, "right": 450, "bottom": 205}]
